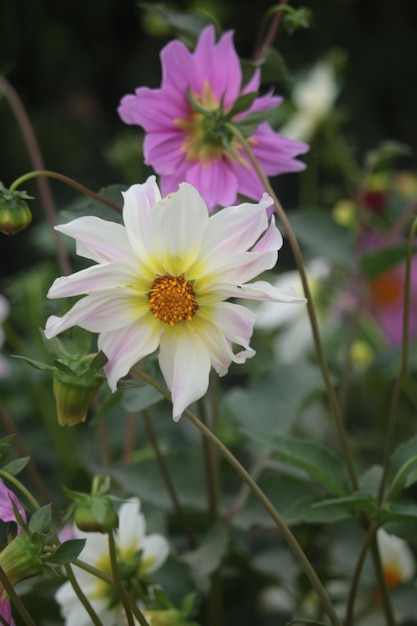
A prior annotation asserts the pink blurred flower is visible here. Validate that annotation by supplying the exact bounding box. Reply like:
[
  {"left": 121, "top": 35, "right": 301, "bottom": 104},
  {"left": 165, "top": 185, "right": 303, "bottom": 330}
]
[
  {"left": 367, "top": 243, "right": 417, "bottom": 346},
  {"left": 118, "top": 25, "right": 308, "bottom": 210},
  {"left": 0, "top": 593, "right": 13, "bottom": 626}
]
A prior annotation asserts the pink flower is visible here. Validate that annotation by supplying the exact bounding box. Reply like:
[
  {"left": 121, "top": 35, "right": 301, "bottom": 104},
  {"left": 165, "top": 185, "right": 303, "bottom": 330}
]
[
  {"left": 118, "top": 26, "right": 308, "bottom": 210},
  {"left": 0, "top": 593, "right": 13, "bottom": 626},
  {"left": 0, "top": 479, "right": 26, "bottom": 533}
]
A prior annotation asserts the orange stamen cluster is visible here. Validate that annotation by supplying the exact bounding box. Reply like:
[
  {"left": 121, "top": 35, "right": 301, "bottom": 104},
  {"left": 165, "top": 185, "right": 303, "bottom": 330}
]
[{"left": 149, "top": 274, "right": 198, "bottom": 326}]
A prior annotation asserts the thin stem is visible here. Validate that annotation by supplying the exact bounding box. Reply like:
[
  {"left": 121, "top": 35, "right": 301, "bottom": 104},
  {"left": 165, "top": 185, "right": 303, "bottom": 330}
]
[
  {"left": 369, "top": 536, "right": 395, "bottom": 626},
  {"left": 142, "top": 409, "right": 197, "bottom": 548},
  {"left": 378, "top": 217, "right": 417, "bottom": 502},
  {"left": 0, "top": 75, "right": 71, "bottom": 275},
  {"left": 63, "top": 564, "right": 104, "bottom": 626},
  {"left": 0, "top": 470, "right": 41, "bottom": 512},
  {"left": 123, "top": 411, "right": 137, "bottom": 464},
  {"left": 198, "top": 399, "right": 219, "bottom": 525},
  {"left": 253, "top": 0, "right": 289, "bottom": 61},
  {"left": 0, "top": 565, "right": 37, "bottom": 626},
  {"left": 344, "top": 522, "right": 377, "bottom": 626},
  {"left": 228, "top": 124, "right": 359, "bottom": 491},
  {"left": 107, "top": 531, "right": 136, "bottom": 626},
  {"left": 135, "top": 368, "right": 342, "bottom": 626},
  {"left": 9, "top": 170, "right": 122, "bottom": 214}
]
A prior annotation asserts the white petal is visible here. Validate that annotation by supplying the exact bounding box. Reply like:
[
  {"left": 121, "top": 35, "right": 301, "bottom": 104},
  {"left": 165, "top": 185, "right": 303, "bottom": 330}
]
[
  {"left": 117, "top": 498, "right": 146, "bottom": 550},
  {"left": 56, "top": 216, "right": 132, "bottom": 264},
  {"left": 122, "top": 176, "right": 161, "bottom": 264},
  {"left": 45, "top": 291, "right": 148, "bottom": 337},
  {"left": 141, "top": 534, "right": 170, "bottom": 573},
  {"left": 47, "top": 262, "right": 146, "bottom": 298},
  {"left": 214, "top": 302, "right": 257, "bottom": 361},
  {"left": 158, "top": 325, "right": 211, "bottom": 421},
  {"left": 99, "top": 316, "right": 160, "bottom": 391},
  {"left": 148, "top": 182, "right": 208, "bottom": 275},
  {"left": 214, "top": 280, "right": 307, "bottom": 303}
]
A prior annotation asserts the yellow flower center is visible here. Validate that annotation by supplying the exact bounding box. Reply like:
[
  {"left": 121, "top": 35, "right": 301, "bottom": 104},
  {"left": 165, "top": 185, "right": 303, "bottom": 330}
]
[{"left": 149, "top": 274, "right": 198, "bottom": 326}]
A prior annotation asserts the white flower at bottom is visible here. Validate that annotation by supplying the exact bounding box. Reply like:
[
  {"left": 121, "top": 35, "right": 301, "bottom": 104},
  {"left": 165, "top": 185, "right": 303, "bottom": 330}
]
[
  {"left": 377, "top": 528, "right": 415, "bottom": 588},
  {"left": 45, "top": 176, "right": 305, "bottom": 420},
  {"left": 55, "top": 498, "right": 169, "bottom": 626}
]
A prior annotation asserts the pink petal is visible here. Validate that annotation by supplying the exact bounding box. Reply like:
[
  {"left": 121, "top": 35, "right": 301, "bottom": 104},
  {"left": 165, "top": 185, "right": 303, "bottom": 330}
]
[
  {"left": 185, "top": 159, "right": 238, "bottom": 210},
  {"left": 158, "top": 325, "right": 211, "bottom": 421},
  {"left": 214, "top": 280, "right": 306, "bottom": 302},
  {"left": 99, "top": 316, "right": 160, "bottom": 391}
]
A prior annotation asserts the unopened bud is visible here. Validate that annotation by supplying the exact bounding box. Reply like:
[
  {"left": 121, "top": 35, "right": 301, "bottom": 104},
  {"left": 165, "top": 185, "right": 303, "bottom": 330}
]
[
  {"left": 73, "top": 500, "right": 119, "bottom": 534},
  {"left": 0, "top": 184, "right": 33, "bottom": 235},
  {"left": 53, "top": 375, "right": 100, "bottom": 426}
]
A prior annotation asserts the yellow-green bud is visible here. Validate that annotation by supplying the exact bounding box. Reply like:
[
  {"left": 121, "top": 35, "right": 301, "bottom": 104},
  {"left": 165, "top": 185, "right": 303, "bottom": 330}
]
[
  {"left": 143, "top": 610, "right": 184, "bottom": 626},
  {"left": 53, "top": 375, "right": 100, "bottom": 426}
]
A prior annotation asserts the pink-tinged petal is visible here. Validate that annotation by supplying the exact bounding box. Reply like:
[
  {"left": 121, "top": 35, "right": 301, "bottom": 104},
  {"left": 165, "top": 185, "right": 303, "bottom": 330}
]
[
  {"left": 118, "top": 88, "right": 187, "bottom": 132},
  {"left": 229, "top": 159, "right": 266, "bottom": 201},
  {"left": 56, "top": 217, "right": 131, "bottom": 264},
  {"left": 0, "top": 595, "right": 13, "bottom": 626},
  {"left": 185, "top": 160, "right": 238, "bottom": 210},
  {"left": 252, "top": 215, "right": 283, "bottom": 252},
  {"left": 214, "top": 302, "right": 257, "bottom": 363},
  {"left": 47, "top": 262, "right": 146, "bottom": 299},
  {"left": 241, "top": 68, "right": 261, "bottom": 94},
  {"left": 45, "top": 291, "right": 148, "bottom": 338},
  {"left": 244, "top": 90, "right": 283, "bottom": 114},
  {"left": 141, "top": 534, "right": 170, "bottom": 573},
  {"left": 99, "top": 315, "right": 160, "bottom": 391},
  {"left": 148, "top": 183, "right": 208, "bottom": 275},
  {"left": 191, "top": 313, "right": 235, "bottom": 375},
  {"left": 214, "top": 280, "right": 307, "bottom": 303},
  {"left": 159, "top": 170, "right": 186, "bottom": 198},
  {"left": 158, "top": 325, "right": 211, "bottom": 421},
  {"left": 199, "top": 249, "right": 278, "bottom": 286},
  {"left": 122, "top": 177, "right": 161, "bottom": 266}
]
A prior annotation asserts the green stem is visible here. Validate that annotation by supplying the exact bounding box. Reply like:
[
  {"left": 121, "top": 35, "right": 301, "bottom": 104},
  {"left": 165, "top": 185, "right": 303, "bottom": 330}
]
[
  {"left": 63, "top": 564, "right": 104, "bottom": 626},
  {"left": 253, "top": 0, "right": 289, "bottom": 60},
  {"left": 0, "top": 75, "right": 71, "bottom": 275},
  {"left": 142, "top": 409, "right": 197, "bottom": 548},
  {"left": 0, "top": 470, "right": 41, "bottom": 512},
  {"left": 135, "top": 368, "right": 342, "bottom": 626},
  {"left": 107, "top": 531, "right": 136, "bottom": 626},
  {"left": 344, "top": 522, "right": 377, "bottom": 626},
  {"left": 0, "top": 565, "right": 37, "bottom": 626},
  {"left": 228, "top": 124, "right": 359, "bottom": 491},
  {"left": 9, "top": 170, "right": 122, "bottom": 214},
  {"left": 378, "top": 217, "right": 417, "bottom": 502},
  {"left": 369, "top": 536, "right": 395, "bottom": 626}
]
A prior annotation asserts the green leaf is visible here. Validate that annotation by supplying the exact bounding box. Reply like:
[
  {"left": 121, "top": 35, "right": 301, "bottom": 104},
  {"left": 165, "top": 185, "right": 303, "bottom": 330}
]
[
  {"left": 386, "top": 434, "right": 417, "bottom": 496},
  {"left": 121, "top": 383, "right": 164, "bottom": 412},
  {"left": 289, "top": 210, "right": 355, "bottom": 268},
  {"left": 48, "top": 539, "right": 86, "bottom": 564},
  {"left": 360, "top": 243, "right": 415, "bottom": 279},
  {"left": 62, "top": 184, "right": 125, "bottom": 222},
  {"left": 258, "top": 46, "right": 290, "bottom": 83},
  {"left": 13, "top": 355, "right": 55, "bottom": 372},
  {"left": 313, "top": 492, "right": 378, "bottom": 516},
  {"left": 1, "top": 457, "right": 30, "bottom": 476},
  {"left": 241, "top": 432, "right": 348, "bottom": 496},
  {"left": 380, "top": 500, "right": 417, "bottom": 523},
  {"left": 181, "top": 526, "right": 229, "bottom": 592},
  {"left": 227, "top": 92, "right": 259, "bottom": 117},
  {"left": 0, "top": 435, "right": 14, "bottom": 460},
  {"left": 29, "top": 504, "right": 52, "bottom": 534},
  {"left": 284, "top": 494, "right": 353, "bottom": 524}
]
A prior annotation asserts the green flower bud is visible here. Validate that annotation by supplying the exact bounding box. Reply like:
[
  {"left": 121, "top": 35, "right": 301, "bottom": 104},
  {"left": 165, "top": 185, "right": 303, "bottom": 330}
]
[
  {"left": 73, "top": 498, "right": 119, "bottom": 533},
  {"left": 143, "top": 610, "right": 185, "bottom": 626},
  {"left": 53, "top": 375, "right": 100, "bottom": 426},
  {"left": 0, "top": 183, "right": 33, "bottom": 235},
  {"left": 0, "top": 534, "right": 43, "bottom": 586}
]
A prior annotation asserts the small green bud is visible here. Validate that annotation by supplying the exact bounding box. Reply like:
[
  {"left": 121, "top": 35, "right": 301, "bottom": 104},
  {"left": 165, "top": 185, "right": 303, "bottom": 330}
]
[
  {"left": 143, "top": 610, "right": 185, "bottom": 626},
  {"left": 0, "top": 183, "right": 33, "bottom": 235},
  {"left": 73, "top": 500, "right": 119, "bottom": 533},
  {"left": 53, "top": 375, "right": 100, "bottom": 426}
]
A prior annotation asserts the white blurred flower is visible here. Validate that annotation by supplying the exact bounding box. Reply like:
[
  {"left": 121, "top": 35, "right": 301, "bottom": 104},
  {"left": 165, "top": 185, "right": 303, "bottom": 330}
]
[
  {"left": 255, "top": 260, "right": 329, "bottom": 363},
  {"left": 281, "top": 61, "right": 339, "bottom": 142},
  {"left": 377, "top": 528, "right": 415, "bottom": 588},
  {"left": 55, "top": 498, "right": 169, "bottom": 626},
  {"left": 0, "top": 295, "right": 10, "bottom": 377}
]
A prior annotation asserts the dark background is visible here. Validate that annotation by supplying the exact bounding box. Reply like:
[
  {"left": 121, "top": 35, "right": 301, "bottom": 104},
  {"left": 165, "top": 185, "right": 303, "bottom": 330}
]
[{"left": 1, "top": 0, "right": 417, "bottom": 277}]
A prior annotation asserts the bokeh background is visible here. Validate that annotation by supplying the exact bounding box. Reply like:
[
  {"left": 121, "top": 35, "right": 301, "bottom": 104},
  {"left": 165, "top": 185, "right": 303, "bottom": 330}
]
[{"left": 1, "top": 0, "right": 417, "bottom": 278}]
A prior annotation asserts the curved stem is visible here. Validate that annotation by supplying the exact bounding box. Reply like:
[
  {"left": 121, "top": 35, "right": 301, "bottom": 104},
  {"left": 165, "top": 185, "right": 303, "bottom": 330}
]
[
  {"left": 228, "top": 124, "right": 358, "bottom": 491},
  {"left": 142, "top": 409, "right": 197, "bottom": 548},
  {"left": 0, "top": 470, "right": 41, "bottom": 512},
  {"left": 135, "top": 368, "right": 342, "bottom": 626},
  {"left": 369, "top": 536, "right": 395, "bottom": 626},
  {"left": 107, "top": 531, "right": 135, "bottom": 626},
  {"left": 9, "top": 170, "right": 122, "bottom": 214},
  {"left": 253, "top": 0, "right": 289, "bottom": 61},
  {"left": 63, "top": 564, "right": 104, "bottom": 626},
  {"left": 378, "top": 217, "right": 417, "bottom": 502},
  {"left": 0, "top": 565, "right": 37, "bottom": 626},
  {"left": 0, "top": 75, "right": 71, "bottom": 275}
]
